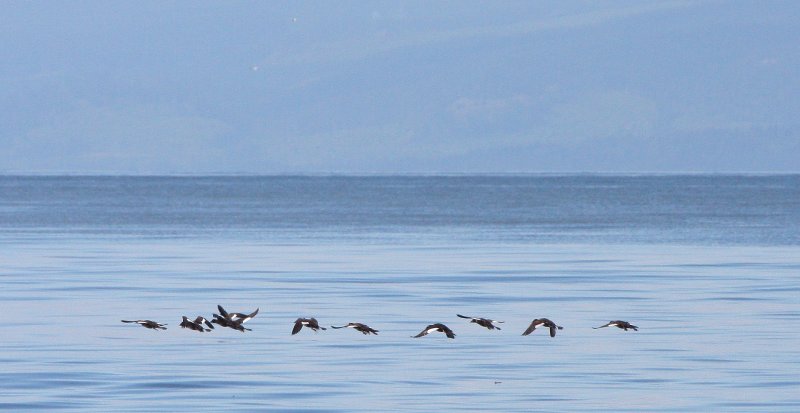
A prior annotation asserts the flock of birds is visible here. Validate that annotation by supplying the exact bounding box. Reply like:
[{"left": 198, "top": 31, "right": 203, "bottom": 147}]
[{"left": 122, "top": 305, "right": 639, "bottom": 338}]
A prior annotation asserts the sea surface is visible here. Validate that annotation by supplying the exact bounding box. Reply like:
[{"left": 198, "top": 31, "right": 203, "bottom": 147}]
[{"left": 1, "top": 175, "right": 799, "bottom": 412}]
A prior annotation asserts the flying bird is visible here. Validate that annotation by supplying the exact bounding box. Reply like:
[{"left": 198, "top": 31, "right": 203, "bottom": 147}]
[
  {"left": 330, "top": 322, "right": 379, "bottom": 335},
  {"left": 180, "top": 316, "right": 212, "bottom": 332},
  {"left": 412, "top": 323, "right": 455, "bottom": 339},
  {"left": 193, "top": 316, "right": 214, "bottom": 330},
  {"left": 457, "top": 314, "right": 503, "bottom": 330},
  {"left": 522, "top": 318, "right": 563, "bottom": 337},
  {"left": 121, "top": 320, "right": 166, "bottom": 330},
  {"left": 211, "top": 314, "right": 251, "bottom": 332},
  {"left": 594, "top": 320, "right": 638, "bottom": 331},
  {"left": 217, "top": 305, "right": 259, "bottom": 324},
  {"left": 292, "top": 318, "right": 327, "bottom": 335}
]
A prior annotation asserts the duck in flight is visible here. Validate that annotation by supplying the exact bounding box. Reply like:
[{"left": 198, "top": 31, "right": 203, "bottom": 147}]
[
  {"left": 180, "top": 316, "right": 213, "bottom": 332},
  {"left": 211, "top": 314, "right": 251, "bottom": 332},
  {"left": 121, "top": 320, "right": 167, "bottom": 330},
  {"left": 331, "top": 322, "right": 379, "bottom": 335},
  {"left": 457, "top": 314, "right": 503, "bottom": 330},
  {"left": 412, "top": 323, "right": 455, "bottom": 339},
  {"left": 217, "top": 305, "right": 259, "bottom": 324},
  {"left": 594, "top": 320, "right": 638, "bottom": 331},
  {"left": 292, "top": 318, "right": 327, "bottom": 335},
  {"left": 212, "top": 305, "right": 256, "bottom": 332},
  {"left": 522, "top": 318, "right": 563, "bottom": 337}
]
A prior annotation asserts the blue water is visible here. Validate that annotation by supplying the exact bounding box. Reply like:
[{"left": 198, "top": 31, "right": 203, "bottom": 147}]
[{"left": 1, "top": 175, "right": 799, "bottom": 412}]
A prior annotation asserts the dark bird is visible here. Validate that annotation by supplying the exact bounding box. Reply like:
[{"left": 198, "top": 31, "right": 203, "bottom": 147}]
[
  {"left": 121, "top": 320, "right": 166, "bottom": 330},
  {"left": 594, "top": 320, "right": 638, "bottom": 331},
  {"left": 217, "top": 305, "right": 259, "bottom": 324},
  {"left": 330, "top": 322, "right": 379, "bottom": 335},
  {"left": 457, "top": 314, "right": 503, "bottom": 330},
  {"left": 211, "top": 314, "right": 251, "bottom": 332},
  {"left": 412, "top": 323, "right": 455, "bottom": 339},
  {"left": 522, "top": 318, "right": 563, "bottom": 337},
  {"left": 180, "top": 316, "right": 212, "bottom": 332},
  {"left": 292, "top": 318, "right": 327, "bottom": 335},
  {"left": 194, "top": 316, "right": 214, "bottom": 330}
]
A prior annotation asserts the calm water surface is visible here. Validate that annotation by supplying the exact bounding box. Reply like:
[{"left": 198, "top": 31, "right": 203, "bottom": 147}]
[{"left": 1, "top": 176, "right": 799, "bottom": 412}]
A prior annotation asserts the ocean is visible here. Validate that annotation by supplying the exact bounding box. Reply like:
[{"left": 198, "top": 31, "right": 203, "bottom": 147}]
[{"left": 1, "top": 175, "right": 798, "bottom": 412}]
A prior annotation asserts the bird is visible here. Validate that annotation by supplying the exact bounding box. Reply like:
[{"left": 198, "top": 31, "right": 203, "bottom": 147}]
[
  {"left": 412, "top": 323, "right": 455, "bottom": 339},
  {"left": 217, "top": 305, "right": 258, "bottom": 324},
  {"left": 457, "top": 314, "right": 503, "bottom": 330},
  {"left": 121, "top": 320, "right": 166, "bottom": 330},
  {"left": 594, "top": 320, "right": 638, "bottom": 331},
  {"left": 180, "top": 316, "right": 212, "bottom": 332},
  {"left": 330, "top": 322, "right": 379, "bottom": 335},
  {"left": 292, "top": 318, "right": 327, "bottom": 335},
  {"left": 193, "top": 316, "right": 214, "bottom": 330},
  {"left": 522, "top": 318, "right": 563, "bottom": 337},
  {"left": 211, "top": 314, "right": 251, "bottom": 332}
]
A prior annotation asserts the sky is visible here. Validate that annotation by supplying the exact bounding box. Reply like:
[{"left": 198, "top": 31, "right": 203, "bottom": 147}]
[{"left": 1, "top": 1, "right": 798, "bottom": 174}]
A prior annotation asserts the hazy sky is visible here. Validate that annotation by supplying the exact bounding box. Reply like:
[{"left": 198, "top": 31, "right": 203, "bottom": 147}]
[{"left": 2, "top": 1, "right": 798, "bottom": 174}]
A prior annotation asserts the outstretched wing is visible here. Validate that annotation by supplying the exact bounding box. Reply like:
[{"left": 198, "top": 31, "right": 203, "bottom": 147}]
[
  {"left": 456, "top": 314, "right": 472, "bottom": 320},
  {"left": 522, "top": 320, "right": 539, "bottom": 336},
  {"left": 240, "top": 308, "right": 259, "bottom": 323},
  {"left": 217, "top": 305, "right": 230, "bottom": 319},
  {"left": 412, "top": 327, "right": 431, "bottom": 338},
  {"left": 291, "top": 319, "right": 303, "bottom": 335}
]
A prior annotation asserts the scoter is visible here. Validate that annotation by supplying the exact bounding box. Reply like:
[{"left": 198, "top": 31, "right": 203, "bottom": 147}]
[
  {"left": 180, "top": 316, "right": 212, "bottom": 332},
  {"left": 292, "top": 318, "right": 327, "bottom": 335},
  {"left": 194, "top": 316, "right": 214, "bottom": 330},
  {"left": 330, "top": 322, "right": 379, "bottom": 335},
  {"left": 211, "top": 313, "right": 251, "bottom": 332},
  {"left": 121, "top": 320, "right": 167, "bottom": 330},
  {"left": 217, "top": 305, "right": 259, "bottom": 324},
  {"left": 594, "top": 320, "right": 638, "bottom": 331},
  {"left": 522, "top": 318, "right": 563, "bottom": 337},
  {"left": 457, "top": 314, "right": 503, "bottom": 330},
  {"left": 412, "top": 323, "right": 455, "bottom": 339}
]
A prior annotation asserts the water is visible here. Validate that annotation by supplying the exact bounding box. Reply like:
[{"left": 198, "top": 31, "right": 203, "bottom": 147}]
[{"left": 1, "top": 175, "right": 798, "bottom": 412}]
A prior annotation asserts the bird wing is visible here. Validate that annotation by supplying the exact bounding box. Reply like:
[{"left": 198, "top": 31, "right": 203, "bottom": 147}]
[
  {"left": 412, "top": 328, "right": 430, "bottom": 338},
  {"left": 594, "top": 322, "right": 613, "bottom": 329},
  {"left": 217, "top": 305, "right": 230, "bottom": 319},
  {"left": 241, "top": 308, "right": 259, "bottom": 322},
  {"left": 522, "top": 320, "right": 539, "bottom": 336},
  {"left": 291, "top": 319, "right": 303, "bottom": 335},
  {"left": 456, "top": 314, "right": 473, "bottom": 320}
]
